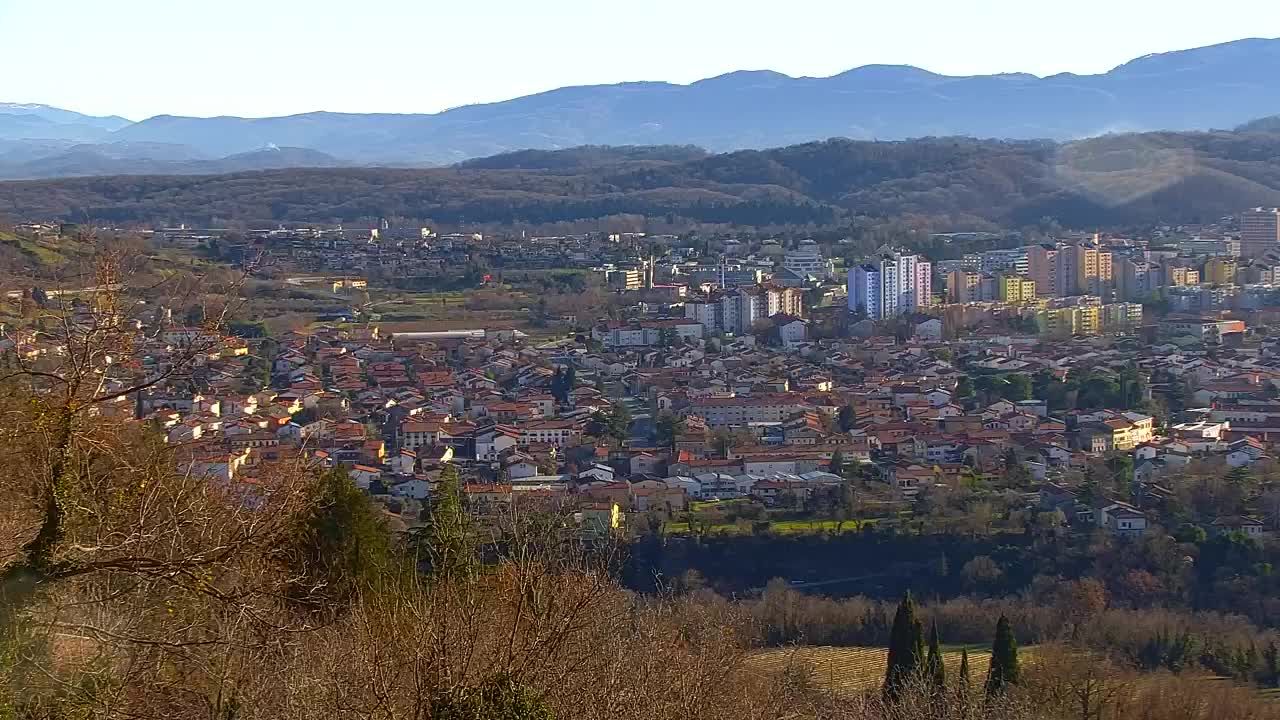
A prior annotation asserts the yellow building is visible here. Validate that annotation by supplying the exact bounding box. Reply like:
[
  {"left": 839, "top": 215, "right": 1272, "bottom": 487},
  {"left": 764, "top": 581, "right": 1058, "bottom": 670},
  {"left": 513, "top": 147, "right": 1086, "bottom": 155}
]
[
  {"left": 1077, "top": 304, "right": 1100, "bottom": 335},
  {"left": 1104, "top": 419, "right": 1135, "bottom": 450},
  {"left": 1168, "top": 266, "right": 1194, "bottom": 286},
  {"left": 1101, "top": 302, "right": 1143, "bottom": 333},
  {"left": 1125, "top": 414, "right": 1154, "bottom": 445},
  {"left": 1203, "top": 258, "right": 1237, "bottom": 285},
  {"left": 998, "top": 275, "right": 1036, "bottom": 304},
  {"left": 1037, "top": 306, "right": 1077, "bottom": 337},
  {"left": 1074, "top": 246, "right": 1112, "bottom": 296},
  {"left": 1039, "top": 301, "right": 1136, "bottom": 337}
]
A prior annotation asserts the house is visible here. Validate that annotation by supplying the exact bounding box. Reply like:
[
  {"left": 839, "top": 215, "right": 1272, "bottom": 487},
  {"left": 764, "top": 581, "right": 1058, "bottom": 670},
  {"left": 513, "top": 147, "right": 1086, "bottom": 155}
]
[
  {"left": 1226, "top": 437, "right": 1266, "bottom": 467},
  {"left": 475, "top": 426, "right": 518, "bottom": 461},
  {"left": 630, "top": 451, "right": 664, "bottom": 476},
  {"left": 348, "top": 464, "right": 382, "bottom": 490},
  {"left": 1038, "top": 482, "right": 1077, "bottom": 512},
  {"left": 388, "top": 477, "right": 433, "bottom": 500},
  {"left": 632, "top": 481, "right": 687, "bottom": 514},
  {"left": 388, "top": 450, "right": 417, "bottom": 475},
  {"left": 578, "top": 464, "right": 616, "bottom": 483},
  {"left": 773, "top": 316, "right": 809, "bottom": 347},
  {"left": 1211, "top": 516, "right": 1266, "bottom": 538},
  {"left": 915, "top": 319, "right": 942, "bottom": 341},
  {"left": 186, "top": 448, "right": 251, "bottom": 482},
  {"left": 1079, "top": 427, "right": 1112, "bottom": 454},
  {"left": 504, "top": 453, "right": 541, "bottom": 480},
  {"left": 1095, "top": 502, "right": 1147, "bottom": 536}
]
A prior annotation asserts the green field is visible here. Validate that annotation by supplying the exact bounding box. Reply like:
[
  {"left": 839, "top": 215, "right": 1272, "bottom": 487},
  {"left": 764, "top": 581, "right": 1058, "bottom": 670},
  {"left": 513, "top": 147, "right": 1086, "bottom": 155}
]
[{"left": 748, "top": 645, "right": 992, "bottom": 696}]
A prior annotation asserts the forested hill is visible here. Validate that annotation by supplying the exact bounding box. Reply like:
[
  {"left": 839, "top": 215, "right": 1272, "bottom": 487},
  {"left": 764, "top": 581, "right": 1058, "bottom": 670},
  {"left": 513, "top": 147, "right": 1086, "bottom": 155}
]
[{"left": 5, "top": 129, "right": 1280, "bottom": 230}]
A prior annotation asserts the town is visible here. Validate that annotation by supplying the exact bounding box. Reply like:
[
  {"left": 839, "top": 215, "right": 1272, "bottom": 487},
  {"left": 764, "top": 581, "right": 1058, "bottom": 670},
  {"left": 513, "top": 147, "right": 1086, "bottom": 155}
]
[{"left": 6, "top": 208, "right": 1280, "bottom": 550}]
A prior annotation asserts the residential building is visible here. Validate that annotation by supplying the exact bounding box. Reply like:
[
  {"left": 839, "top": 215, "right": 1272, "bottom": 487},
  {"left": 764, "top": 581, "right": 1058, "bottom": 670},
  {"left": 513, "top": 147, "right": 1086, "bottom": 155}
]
[
  {"left": 1203, "top": 257, "right": 1238, "bottom": 285},
  {"left": 1116, "top": 254, "right": 1157, "bottom": 299},
  {"left": 998, "top": 275, "right": 1036, "bottom": 304},
  {"left": 1096, "top": 502, "right": 1147, "bottom": 536},
  {"left": 847, "top": 250, "right": 931, "bottom": 318},
  {"left": 1242, "top": 208, "right": 1280, "bottom": 259},
  {"left": 782, "top": 240, "right": 834, "bottom": 279},
  {"left": 1166, "top": 265, "right": 1199, "bottom": 288},
  {"left": 945, "top": 270, "right": 980, "bottom": 304},
  {"left": 1027, "top": 244, "right": 1062, "bottom": 297},
  {"left": 686, "top": 394, "right": 811, "bottom": 427},
  {"left": 1178, "top": 237, "right": 1240, "bottom": 257},
  {"left": 684, "top": 286, "right": 801, "bottom": 335},
  {"left": 684, "top": 265, "right": 763, "bottom": 288},
  {"left": 977, "top": 247, "right": 1029, "bottom": 276}
]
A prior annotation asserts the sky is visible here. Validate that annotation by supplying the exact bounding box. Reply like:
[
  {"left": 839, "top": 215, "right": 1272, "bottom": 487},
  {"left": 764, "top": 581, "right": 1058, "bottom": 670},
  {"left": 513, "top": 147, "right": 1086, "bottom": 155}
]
[{"left": 3, "top": 0, "right": 1279, "bottom": 121}]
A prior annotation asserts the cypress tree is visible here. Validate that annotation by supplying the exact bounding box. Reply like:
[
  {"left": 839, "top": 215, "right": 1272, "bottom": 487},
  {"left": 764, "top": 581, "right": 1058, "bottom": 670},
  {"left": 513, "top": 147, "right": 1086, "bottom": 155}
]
[
  {"left": 883, "top": 592, "right": 925, "bottom": 702},
  {"left": 985, "top": 615, "right": 1021, "bottom": 696},
  {"left": 925, "top": 621, "right": 946, "bottom": 690},
  {"left": 957, "top": 647, "right": 972, "bottom": 714},
  {"left": 423, "top": 464, "right": 476, "bottom": 580}
]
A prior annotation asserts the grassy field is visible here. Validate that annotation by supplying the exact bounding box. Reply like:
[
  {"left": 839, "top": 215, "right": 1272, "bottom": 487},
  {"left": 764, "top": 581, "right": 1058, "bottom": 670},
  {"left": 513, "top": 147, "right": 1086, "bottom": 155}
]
[
  {"left": 662, "top": 517, "right": 881, "bottom": 536},
  {"left": 748, "top": 645, "right": 992, "bottom": 696},
  {"left": 749, "top": 646, "right": 1279, "bottom": 704}
]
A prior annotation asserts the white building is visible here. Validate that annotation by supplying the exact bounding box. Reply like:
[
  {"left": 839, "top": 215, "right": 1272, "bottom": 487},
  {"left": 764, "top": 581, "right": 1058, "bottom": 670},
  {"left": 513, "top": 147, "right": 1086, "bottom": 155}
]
[
  {"left": 782, "top": 240, "right": 834, "bottom": 279},
  {"left": 847, "top": 250, "right": 931, "bottom": 318}
]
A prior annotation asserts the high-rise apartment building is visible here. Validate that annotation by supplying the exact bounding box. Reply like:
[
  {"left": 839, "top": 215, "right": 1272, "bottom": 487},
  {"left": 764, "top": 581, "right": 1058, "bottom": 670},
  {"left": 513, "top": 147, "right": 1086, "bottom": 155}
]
[
  {"left": 1028, "top": 242, "right": 1112, "bottom": 298},
  {"left": 847, "top": 251, "right": 932, "bottom": 318},
  {"left": 1027, "top": 244, "right": 1061, "bottom": 297},
  {"left": 1113, "top": 255, "right": 1155, "bottom": 301},
  {"left": 1242, "top": 208, "right": 1280, "bottom": 259},
  {"left": 1068, "top": 244, "right": 1112, "bottom": 297},
  {"left": 686, "top": 285, "right": 804, "bottom": 334}
]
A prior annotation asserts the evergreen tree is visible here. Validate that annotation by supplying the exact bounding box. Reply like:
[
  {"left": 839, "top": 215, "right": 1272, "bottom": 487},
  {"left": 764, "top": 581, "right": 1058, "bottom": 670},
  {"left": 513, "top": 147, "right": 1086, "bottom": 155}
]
[
  {"left": 985, "top": 615, "right": 1021, "bottom": 696},
  {"left": 282, "top": 465, "right": 393, "bottom": 614},
  {"left": 549, "top": 367, "right": 565, "bottom": 403},
  {"left": 957, "top": 646, "right": 972, "bottom": 713},
  {"left": 883, "top": 592, "right": 925, "bottom": 702},
  {"left": 925, "top": 621, "right": 946, "bottom": 690},
  {"left": 837, "top": 404, "right": 855, "bottom": 432},
  {"left": 828, "top": 450, "right": 845, "bottom": 476},
  {"left": 423, "top": 464, "right": 476, "bottom": 580}
]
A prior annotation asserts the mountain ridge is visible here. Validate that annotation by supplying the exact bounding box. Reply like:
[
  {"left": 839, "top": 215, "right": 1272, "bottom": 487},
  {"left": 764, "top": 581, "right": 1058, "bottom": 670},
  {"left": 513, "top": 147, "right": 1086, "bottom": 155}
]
[{"left": 3, "top": 37, "right": 1280, "bottom": 175}]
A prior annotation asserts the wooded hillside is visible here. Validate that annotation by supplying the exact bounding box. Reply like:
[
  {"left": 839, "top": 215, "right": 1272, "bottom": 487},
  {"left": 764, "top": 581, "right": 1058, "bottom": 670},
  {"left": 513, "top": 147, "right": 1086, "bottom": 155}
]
[{"left": 4, "top": 129, "right": 1280, "bottom": 230}]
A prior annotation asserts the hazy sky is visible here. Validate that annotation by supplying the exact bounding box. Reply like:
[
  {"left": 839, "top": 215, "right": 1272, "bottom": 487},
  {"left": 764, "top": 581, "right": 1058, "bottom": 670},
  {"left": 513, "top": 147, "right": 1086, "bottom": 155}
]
[{"left": 4, "top": 0, "right": 1278, "bottom": 121}]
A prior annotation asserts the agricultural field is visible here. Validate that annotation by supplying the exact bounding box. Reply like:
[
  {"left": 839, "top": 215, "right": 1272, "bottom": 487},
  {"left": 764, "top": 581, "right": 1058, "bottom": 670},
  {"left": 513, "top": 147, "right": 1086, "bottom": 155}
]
[
  {"left": 748, "top": 646, "right": 1280, "bottom": 704},
  {"left": 662, "top": 518, "right": 881, "bottom": 536},
  {"left": 747, "top": 645, "right": 991, "bottom": 697}
]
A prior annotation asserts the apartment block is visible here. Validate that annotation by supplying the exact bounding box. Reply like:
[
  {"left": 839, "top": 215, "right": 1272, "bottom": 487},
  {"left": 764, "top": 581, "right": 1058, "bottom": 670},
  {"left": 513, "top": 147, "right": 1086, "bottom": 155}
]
[
  {"left": 1202, "top": 257, "right": 1238, "bottom": 285},
  {"left": 1242, "top": 208, "right": 1280, "bottom": 259},
  {"left": 998, "top": 275, "right": 1036, "bottom": 304},
  {"left": 847, "top": 250, "right": 931, "bottom": 318}
]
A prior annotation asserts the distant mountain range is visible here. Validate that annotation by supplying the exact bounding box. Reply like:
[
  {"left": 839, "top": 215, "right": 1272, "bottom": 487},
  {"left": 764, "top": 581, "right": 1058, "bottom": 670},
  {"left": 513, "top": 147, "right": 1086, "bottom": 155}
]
[{"left": 3, "top": 37, "right": 1280, "bottom": 178}]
